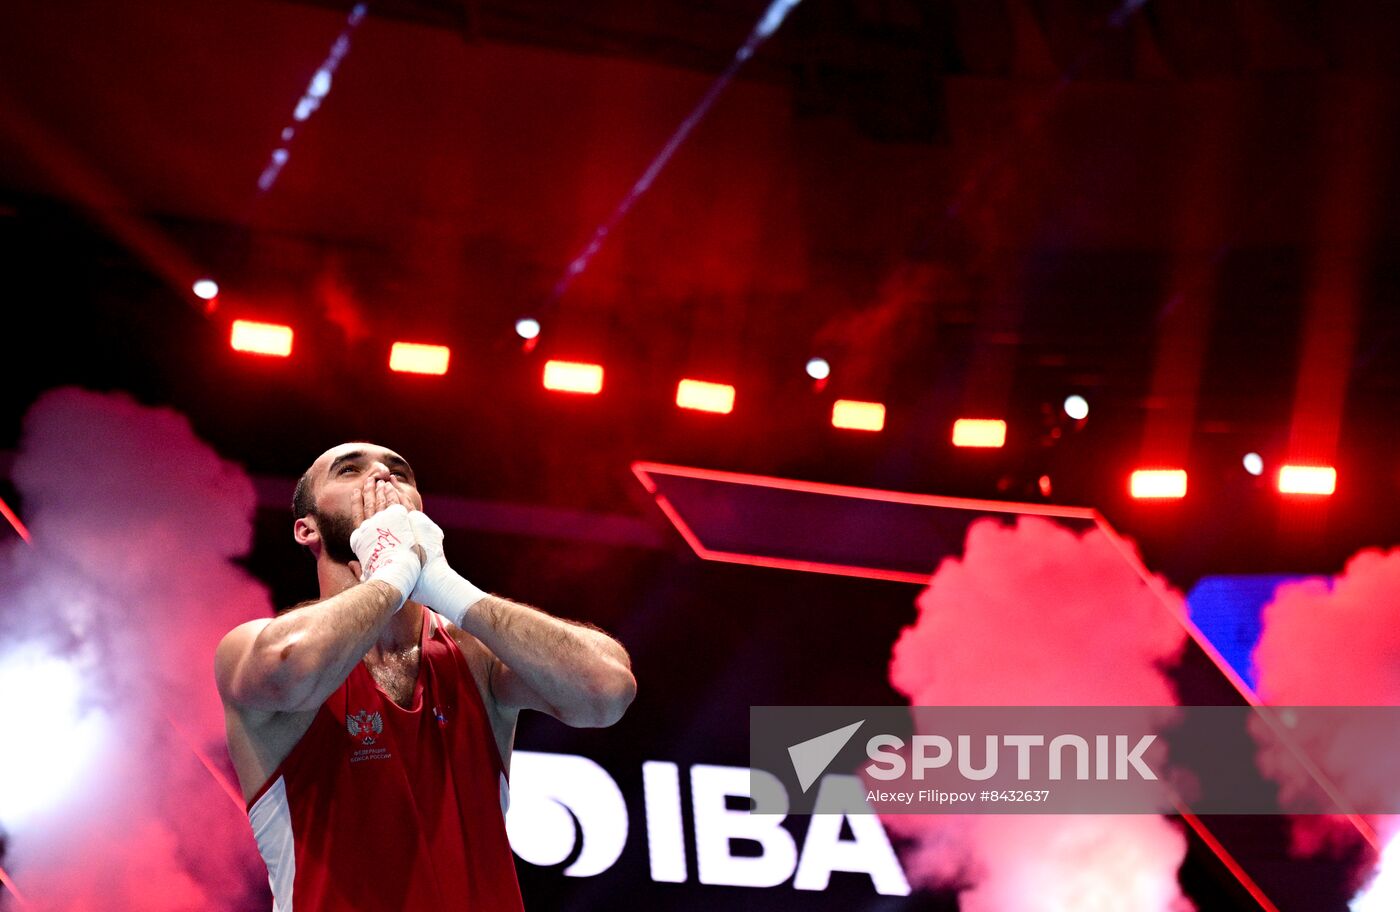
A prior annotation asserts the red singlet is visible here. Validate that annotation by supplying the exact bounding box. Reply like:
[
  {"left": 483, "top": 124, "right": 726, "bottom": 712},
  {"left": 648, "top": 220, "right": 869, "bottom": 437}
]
[{"left": 246, "top": 610, "right": 525, "bottom": 911}]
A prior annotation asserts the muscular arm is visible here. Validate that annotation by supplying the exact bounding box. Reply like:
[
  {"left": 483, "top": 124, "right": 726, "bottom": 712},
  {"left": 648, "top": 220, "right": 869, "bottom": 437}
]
[
  {"left": 216, "top": 580, "right": 404, "bottom": 713},
  {"left": 216, "top": 476, "right": 420, "bottom": 714},
  {"left": 458, "top": 595, "right": 636, "bottom": 729}
]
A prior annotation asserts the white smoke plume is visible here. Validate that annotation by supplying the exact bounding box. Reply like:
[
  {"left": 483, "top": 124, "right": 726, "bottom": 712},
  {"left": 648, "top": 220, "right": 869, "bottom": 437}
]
[
  {"left": 1251, "top": 548, "right": 1400, "bottom": 906},
  {"left": 885, "top": 516, "right": 1194, "bottom": 911},
  {"left": 0, "top": 387, "right": 270, "bottom": 911}
]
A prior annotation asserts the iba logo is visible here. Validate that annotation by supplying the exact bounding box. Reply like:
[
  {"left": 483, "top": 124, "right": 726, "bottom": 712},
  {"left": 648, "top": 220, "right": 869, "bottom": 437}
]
[{"left": 503, "top": 751, "right": 909, "bottom": 895}]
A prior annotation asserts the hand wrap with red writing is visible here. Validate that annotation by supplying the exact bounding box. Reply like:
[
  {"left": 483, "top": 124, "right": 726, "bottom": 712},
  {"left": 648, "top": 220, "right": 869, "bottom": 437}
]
[{"left": 349, "top": 504, "right": 422, "bottom": 611}]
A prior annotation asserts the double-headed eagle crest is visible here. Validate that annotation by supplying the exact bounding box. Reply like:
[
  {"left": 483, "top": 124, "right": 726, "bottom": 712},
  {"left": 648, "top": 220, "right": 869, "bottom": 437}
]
[{"left": 347, "top": 709, "right": 384, "bottom": 746}]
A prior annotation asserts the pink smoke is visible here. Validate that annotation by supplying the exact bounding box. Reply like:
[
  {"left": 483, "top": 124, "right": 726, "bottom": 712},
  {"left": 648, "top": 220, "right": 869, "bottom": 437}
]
[
  {"left": 1251, "top": 548, "right": 1400, "bottom": 902},
  {"left": 0, "top": 387, "right": 270, "bottom": 911},
  {"left": 886, "top": 516, "right": 1194, "bottom": 911},
  {"left": 1255, "top": 549, "right": 1400, "bottom": 708}
]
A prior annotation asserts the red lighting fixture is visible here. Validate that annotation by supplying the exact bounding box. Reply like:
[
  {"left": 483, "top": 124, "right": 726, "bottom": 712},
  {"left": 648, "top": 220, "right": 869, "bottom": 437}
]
[
  {"left": 230, "top": 320, "right": 293, "bottom": 357},
  {"left": 1277, "top": 465, "right": 1336, "bottom": 496},
  {"left": 952, "top": 418, "right": 1007, "bottom": 448},
  {"left": 389, "top": 342, "right": 450, "bottom": 376},
  {"left": 676, "top": 379, "right": 735, "bottom": 414},
  {"left": 1130, "top": 469, "right": 1187, "bottom": 499},
  {"left": 543, "top": 360, "right": 604, "bottom": 394},
  {"left": 832, "top": 399, "right": 885, "bottom": 432}
]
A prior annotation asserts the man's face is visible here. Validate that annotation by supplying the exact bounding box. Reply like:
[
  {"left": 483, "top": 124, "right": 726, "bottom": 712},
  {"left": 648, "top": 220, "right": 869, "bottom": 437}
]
[{"left": 305, "top": 443, "right": 423, "bottom": 564}]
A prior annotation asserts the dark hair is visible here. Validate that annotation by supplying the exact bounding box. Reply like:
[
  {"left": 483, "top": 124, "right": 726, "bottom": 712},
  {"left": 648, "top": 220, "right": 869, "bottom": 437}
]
[{"left": 292, "top": 467, "right": 315, "bottom": 520}]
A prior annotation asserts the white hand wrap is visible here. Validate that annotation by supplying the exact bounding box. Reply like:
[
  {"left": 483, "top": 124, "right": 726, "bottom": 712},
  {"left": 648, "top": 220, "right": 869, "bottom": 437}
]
[
  {"left": 349, "top": 504, "right": 421, "bottom": 611},
  {"left": 408, "top": 510, "right": 488, "bottom": 627}
]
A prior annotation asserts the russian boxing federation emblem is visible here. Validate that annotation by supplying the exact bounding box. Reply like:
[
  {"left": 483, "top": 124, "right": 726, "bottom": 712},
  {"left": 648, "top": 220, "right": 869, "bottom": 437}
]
[{"left": 347, "top": 709, "right": 384, "bottom": 746}]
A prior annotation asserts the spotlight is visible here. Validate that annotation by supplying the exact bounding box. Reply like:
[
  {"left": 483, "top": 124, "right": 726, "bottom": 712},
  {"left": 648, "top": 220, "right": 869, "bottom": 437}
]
[
  {"left": 515, "top": 318, "right": 541, "bottom": 340},
  {"left": 230, "top": 320, "right": 293, "bottom": 357},
  {"left": 676, "top": 379, "right": 735, "bottom": 414},
  {"left": 1242, "top": 453, "right": 1263, "bottom": 476},
  {"left": 192, "top": 279, "right": 219, "bottom": 300},
  {"left": 1130, "top": 469, "right": 1187, "bottom": 499},
  {"left": 1063, "top": 395, "right": 1088, "bottom": 421},
  {"left": 389, "top": 342, "right": 450, "bottom": 376},
  {"left": 805, "top": 357, "right": 830, "bottom": 381},
  {"left": 0, "top": 646, "right": 108, "bottom": 828},
  {"left": 1277, "top": 465, "right": 1336, "bottom": 496},
  {"left": 952, "top": 419, "right": 1006, "bottom": 448},
  {"left": 543, "top": 360, "right": 604, "bottom": 395},
  {"left": 832, "top": 399, "right": 885, "bottom": 432}
]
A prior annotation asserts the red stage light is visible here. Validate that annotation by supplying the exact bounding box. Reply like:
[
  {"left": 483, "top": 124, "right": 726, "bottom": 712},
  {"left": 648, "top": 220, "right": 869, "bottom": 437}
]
[
  {"left": 832, "top": 399, "right": 885, "bottom": 432},
  {"left": 389, "top": 342, "right": 450, "bottom": 376},
  {"left": 543, "top": 360, "right": 604, "bottom": 394},
  {"left": 676, "top": 379, "right": 735, "bottom": 414},
  {"left": 1130, "top": 469, "right": 1187, "bottom": 499},
  {"left": 230, "top": 320, "right": 293, "bottom": 357},
  {"left": 1277, "top": 465, "right": 1336, "bottom": 496},
  {"left": 952, "top": 418, "right": 1006, "bottom": 448}
]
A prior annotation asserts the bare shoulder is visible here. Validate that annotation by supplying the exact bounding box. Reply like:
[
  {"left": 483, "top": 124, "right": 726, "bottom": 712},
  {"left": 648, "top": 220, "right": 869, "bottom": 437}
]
[
  {"left": 214, "top": 618, "right": 272, "bottom": 698},
  {"left": 218, "top": 616, "right": 269, "bottom": 649},
  {"left": 216, "top": 617, "right": 321, "bottom": 801}
]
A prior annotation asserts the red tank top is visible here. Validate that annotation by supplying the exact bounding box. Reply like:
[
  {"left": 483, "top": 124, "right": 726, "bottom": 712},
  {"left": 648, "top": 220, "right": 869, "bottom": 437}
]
[{"left": 246, "top": 609, "right": 524, "bottom": 911}]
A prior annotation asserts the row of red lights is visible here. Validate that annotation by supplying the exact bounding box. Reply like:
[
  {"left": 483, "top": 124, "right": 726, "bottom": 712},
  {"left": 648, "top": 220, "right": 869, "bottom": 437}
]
[
  {"left": 229, "top": 320, "right": 1338, "bottom": 500},
  {"left": 1130, "top": 466, "right": 1337, "bottom": 498},
  {"left": 230, "top": 320, "right": 909, "bottom": 431}
]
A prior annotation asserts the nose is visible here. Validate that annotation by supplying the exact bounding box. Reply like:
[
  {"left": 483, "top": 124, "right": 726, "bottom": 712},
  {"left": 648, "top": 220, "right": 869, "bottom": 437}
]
[{"left": 368, "top": 461, "right": 392, "bottom": 480}]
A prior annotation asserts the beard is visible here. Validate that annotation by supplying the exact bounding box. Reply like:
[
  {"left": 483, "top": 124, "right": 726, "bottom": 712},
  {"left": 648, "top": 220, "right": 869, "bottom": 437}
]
[{"left": 314, "top": 507, "right": 359, "bottom": 565}]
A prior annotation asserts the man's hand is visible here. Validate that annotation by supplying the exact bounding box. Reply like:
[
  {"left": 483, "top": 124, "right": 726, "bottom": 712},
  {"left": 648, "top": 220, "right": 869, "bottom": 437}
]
[
  {"left": 407, "top": 510, "right": 488, "bottom": 627},
  {"left": 349, "top": 478, "right": 423, "bottom": 610}
]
